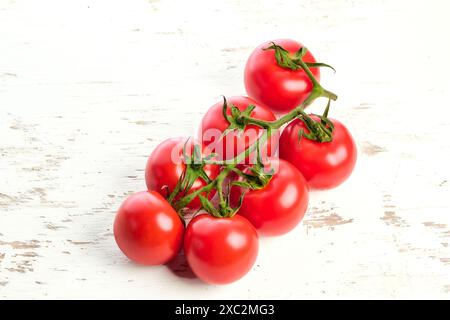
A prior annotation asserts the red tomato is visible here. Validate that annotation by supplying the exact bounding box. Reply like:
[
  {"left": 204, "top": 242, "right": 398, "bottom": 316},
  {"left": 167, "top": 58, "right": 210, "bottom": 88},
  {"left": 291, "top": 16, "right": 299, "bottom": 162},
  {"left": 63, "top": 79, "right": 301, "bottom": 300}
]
[
  {"left": 244, "top": 39, "right": 320, "bottom": 114},
  {"left": 199, "top": 96, "right": 278, "bottom": 165},
  {"left": 279, "top": 116, "right": 357, "bottom": 189},
  {"left": 114, "top": 191, "right": 184, "bottom": 265},
  {"left": 231, "top": 159, "right": 309, "bottom": 236},
  {"left": 184, "top": 214, "right": 259, "bottom": 284},
  {"left": 145, "top": 137, "right": 219, "bottom": 210}
]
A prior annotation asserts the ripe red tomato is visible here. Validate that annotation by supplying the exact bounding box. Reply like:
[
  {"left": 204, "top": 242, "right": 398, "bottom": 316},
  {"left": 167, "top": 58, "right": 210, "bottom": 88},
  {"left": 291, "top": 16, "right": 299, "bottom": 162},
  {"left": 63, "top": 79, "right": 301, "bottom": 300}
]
[
  {"left": 184, "top": 214, "right": 259, "bottom": 284},
  {"left": 114, "top": 191, "right": 184, "bottom": 265},
  {"left": 230, "top": 159, "right": 309, "bottom": 236},
  {"left": 279, "top": 116, "right": 357, "bottom": 189},
  {"left": 244, "top": 39, "right": 320, "bottom": 114},
  {"left": 199, "top": 96, "right": 278, "bottom": 165},
  {"left": 145, "top": 137, "right": 219, "bottom": 210}
]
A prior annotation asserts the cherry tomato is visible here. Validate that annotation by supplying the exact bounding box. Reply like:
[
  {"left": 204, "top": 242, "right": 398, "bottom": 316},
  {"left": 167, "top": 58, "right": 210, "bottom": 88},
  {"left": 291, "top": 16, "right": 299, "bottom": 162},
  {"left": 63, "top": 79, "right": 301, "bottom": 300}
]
[
  {"left": 279, "top": 116, "right": 357, "bottom": 189},
  {"left": 199, "top": 96, "right": 278, "bottom": 165},
  {"left": 244, "top": 39, "right": 320, "bottom": 114},
  {"left": 230, "top": 159, "right": 309, "bottom": 236},
  {"left": 145, "top": 137, "right": 219, "bottom": 210},
  {"left": 184, "top": 214, "right": 259, "bottom": 284},
  {"left": 114, "top": 191, "right": 184, "bottom": 265}
]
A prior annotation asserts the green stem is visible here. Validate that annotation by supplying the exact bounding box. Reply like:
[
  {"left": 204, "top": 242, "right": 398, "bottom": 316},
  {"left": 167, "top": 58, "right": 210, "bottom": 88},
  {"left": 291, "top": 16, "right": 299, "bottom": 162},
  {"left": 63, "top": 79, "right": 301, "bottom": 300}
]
[
  {"left": 241, "top": 73, "right": 337, "bottom": 130},
  {"left": 173, "top": 182, "right": 213, "bottom": 211},
  {"left": 231, "top": 128, "right": 270, "bottom": 165},
  {"left": 216, "top": 167, "right": 231, "bottom": 211},
  {"left": 202, "top": 127, "right": 271, "bottom": 166},
  {"left": 242, "top": 95, "right": 312, "bottom": 130},
  {"left": 296, "top": 57, "right": 321, "bottom": 87},
  {"left": 173, "top": 166, "right": 232, "bottom": 211},
  {"left": 167, "top": 176, "right": 183, "bottom": 204}
]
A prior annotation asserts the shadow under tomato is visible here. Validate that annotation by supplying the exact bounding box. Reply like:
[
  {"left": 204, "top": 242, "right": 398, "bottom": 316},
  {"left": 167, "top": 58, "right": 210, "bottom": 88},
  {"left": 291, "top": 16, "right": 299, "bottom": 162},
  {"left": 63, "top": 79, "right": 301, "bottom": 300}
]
[{"left": 165, "top": 250, "right": 197, "bottom": 279}]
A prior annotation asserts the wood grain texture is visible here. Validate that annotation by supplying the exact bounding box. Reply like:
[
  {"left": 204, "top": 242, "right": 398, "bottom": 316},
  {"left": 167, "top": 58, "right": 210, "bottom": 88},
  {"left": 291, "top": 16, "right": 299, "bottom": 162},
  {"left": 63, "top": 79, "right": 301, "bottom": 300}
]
[{"left": 1, "top": 0, "right": 450, "bottom": 299}]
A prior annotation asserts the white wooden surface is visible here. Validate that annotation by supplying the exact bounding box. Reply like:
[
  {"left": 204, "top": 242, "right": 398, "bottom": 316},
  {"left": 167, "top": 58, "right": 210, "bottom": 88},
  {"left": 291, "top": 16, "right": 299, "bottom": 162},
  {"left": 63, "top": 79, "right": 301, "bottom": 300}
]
[{"left": 1, "top": 0, "right": 450, "bottom": 299}]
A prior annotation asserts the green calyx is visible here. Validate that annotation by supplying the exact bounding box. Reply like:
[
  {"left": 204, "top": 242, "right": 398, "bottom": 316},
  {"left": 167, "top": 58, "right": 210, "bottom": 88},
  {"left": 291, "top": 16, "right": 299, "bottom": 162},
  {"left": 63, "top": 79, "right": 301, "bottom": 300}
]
[
  {"left": 197, "top": 166, "right": 245, "bottom": 219},
  {"left": 198, "top": 185, "right": 244, "bottom": 219},
  {"left": 264, "top": 42, "right": 336, "bottom": 73},
  {"left": 167, "top": 139, "right": 213, "bottom": 205},
  {"left": 232, "top": 166, "right": 273, "bottom": 191},
  {"left": 231, "top": 140, "right": 274, "bottom": 190},
  {"left": 221, "top": 96, "right": 255, "bottom": 135},
  {"left": 297, "top": 99, "right": 334, "bottom": 143}
]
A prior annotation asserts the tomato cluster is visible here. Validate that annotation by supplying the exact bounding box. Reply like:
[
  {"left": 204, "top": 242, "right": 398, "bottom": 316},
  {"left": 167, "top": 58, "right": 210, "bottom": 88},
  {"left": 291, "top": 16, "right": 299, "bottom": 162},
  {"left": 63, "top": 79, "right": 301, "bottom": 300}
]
[{"left": 113, "top": 39, "right": 357, "bottom": 284}]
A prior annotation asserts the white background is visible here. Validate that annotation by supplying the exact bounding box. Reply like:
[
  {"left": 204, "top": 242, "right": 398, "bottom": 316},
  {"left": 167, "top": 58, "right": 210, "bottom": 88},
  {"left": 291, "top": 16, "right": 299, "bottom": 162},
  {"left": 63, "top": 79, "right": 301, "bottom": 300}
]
[{"left": 1, "top": 0, "right": 450, "bottom": 299}]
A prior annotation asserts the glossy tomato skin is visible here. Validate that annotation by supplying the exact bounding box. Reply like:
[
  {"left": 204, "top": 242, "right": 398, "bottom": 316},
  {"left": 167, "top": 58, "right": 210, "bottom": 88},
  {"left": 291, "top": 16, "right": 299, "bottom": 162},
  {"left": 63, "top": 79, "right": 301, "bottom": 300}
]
[
  {"left": 280, "top": 116, "right": 357, "bottom": 189},
  {"left": 231, "top": 159, "right": 309, "bottom": 236},
  {"left": 114, "top": 191, "right": 184, "bottom": 265},
  {"left": 184, "top": 214, "right": 259, "bottom": 284},
  {"left": 145, "top": 138, "right": 219, "bottom": 210},
  {"left": 199, "top": 96, "right": 278, "bottom": 165},
  {"left": 244, "top": 39, "right": 320, "bottom": 114}
]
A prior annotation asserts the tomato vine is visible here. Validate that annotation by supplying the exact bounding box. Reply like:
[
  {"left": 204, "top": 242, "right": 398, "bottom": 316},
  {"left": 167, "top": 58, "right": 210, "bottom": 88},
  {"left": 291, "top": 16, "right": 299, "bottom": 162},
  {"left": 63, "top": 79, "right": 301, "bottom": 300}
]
[{"left": 170, "top": 42, "right": 338, "bottom": 218}]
